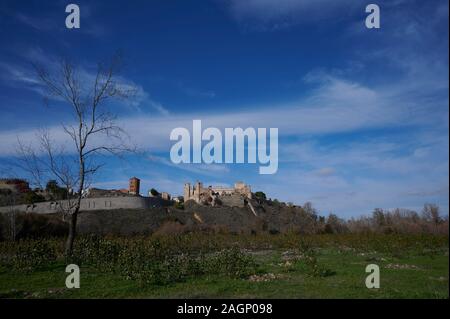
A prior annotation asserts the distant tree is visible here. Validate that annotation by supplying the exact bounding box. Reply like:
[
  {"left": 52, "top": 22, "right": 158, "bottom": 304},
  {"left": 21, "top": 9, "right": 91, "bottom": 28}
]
[
  {"left": 372, "top": 208, "right": 386, "bottom": 228},
  {"left": 24, "top": 191, "right": 46, "bottom": 204},
  {"left": 422, "top": 203, "right": 442, "bottom": 225},
  {"left": 45, "top": 180, "right": 58, "bottom": 192},
  {"left": 173, "top": 201, "right": 184, "bottom": 210},
  {"left": 46, "top": 179, "right": 68, "bottom": 200},
  {"left": 254, "top": 191, "right": 266, "bottom": 200},
  {"left": 325, "top": 213, "right": 348, "bottom": 234},
  {"left": 303, "top": 202, "right": 318, "bottom": 221},
  {"left": 150, "top": 188, "right": 160, "bottom": 196}
]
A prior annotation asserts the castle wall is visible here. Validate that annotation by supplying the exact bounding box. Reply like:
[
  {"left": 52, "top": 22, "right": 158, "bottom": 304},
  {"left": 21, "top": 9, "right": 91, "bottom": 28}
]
[
  {"left": 0, "top": 196, "right": 164, "bottom": 215},
  {"left": 219, "top": 195, "right": 246, "bottom": 207},
  {"left": 184, "top": 181, "right": 252, "bottom": 204}
]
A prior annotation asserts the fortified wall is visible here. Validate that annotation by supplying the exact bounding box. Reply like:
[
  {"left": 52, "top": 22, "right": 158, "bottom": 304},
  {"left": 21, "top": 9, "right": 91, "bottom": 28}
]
[{"left": 0, "top": 196, "right": 164, "bottom": 215}]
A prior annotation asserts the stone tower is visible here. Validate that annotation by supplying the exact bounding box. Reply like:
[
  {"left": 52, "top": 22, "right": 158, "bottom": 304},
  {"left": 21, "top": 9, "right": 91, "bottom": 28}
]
[
  {"left": 194, "top": 181, "right": 203, "bottom": 202},
  {"left": 129, "top": 177, "right": 140, "bottom": 195},
  {"left": 184, "top": 183, "right": 191, "bottom": 201}
]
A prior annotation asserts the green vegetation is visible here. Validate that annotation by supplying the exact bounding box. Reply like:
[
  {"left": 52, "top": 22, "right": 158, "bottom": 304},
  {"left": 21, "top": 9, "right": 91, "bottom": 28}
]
[
  {"left": 173, "top": 201, "right": 184, "bottom": 210},
  {"left": 45, "top": 180, "right": 68, "bottom": 201},
  {"left": 0, "top": 233, "right": 448, "bottom": 298},
  {"left": 254, "top": 191, "right": 267, "bottom": 200},
  {"left": 150, "top": 188, "right": 160, "bottom": 197},
  {"left": 23, "top": 191, "right": 46, "bottom": 204}
]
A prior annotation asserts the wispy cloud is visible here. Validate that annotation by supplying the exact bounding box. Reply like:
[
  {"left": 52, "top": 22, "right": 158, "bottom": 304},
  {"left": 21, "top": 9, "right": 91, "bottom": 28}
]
[
  {"left": 146, "top": 99, "right": 170, "bottom": 116},
  {"left": 0, "top": 62, "right": 40, "bottom": 85},
  {"left": 0, "top": 47, "right": 170, "bottom": 116},
  {"left": 0, "top": 68, "right": 444, "bottom": 156},
  {"left": 11, "top": 4, "right": 107, "bottom": 38},
  {"left": 15, "top": 12, "right": 55, "bottom": 31},
  {"left": 148, "top": 154, "right": 229, "bottom": 176}
]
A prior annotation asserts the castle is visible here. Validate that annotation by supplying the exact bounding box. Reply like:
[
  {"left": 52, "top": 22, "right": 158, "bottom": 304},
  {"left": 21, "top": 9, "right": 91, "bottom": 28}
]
[
  {"left": 184, "top": 181, "right": 252, "bottom": 206},
  {"left": 0, "top": 177, "right": 255, "bottom": 214}
]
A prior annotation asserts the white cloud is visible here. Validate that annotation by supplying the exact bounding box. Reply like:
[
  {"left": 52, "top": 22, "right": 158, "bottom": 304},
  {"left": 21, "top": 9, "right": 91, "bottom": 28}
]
[
  {"left": 0, "top": 48, "right": 171, "bottom": 117},
  {"left": 15, "top": 13, "right": 54, "bottom": 31},
  {"left": 148, "top": 154, "right": 230, "bottom": 176},
  {"left": 0, "top": 71, "right": 442, "bottom": 156}
]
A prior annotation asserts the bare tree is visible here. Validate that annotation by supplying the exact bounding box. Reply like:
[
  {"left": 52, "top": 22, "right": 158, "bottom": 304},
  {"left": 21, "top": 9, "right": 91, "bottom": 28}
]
[
  {"left": 17, "top": 54, "right": 136, "bottom": 255},
  {"left": 422, "top": 203, "right": 442, "bottom": 226}
]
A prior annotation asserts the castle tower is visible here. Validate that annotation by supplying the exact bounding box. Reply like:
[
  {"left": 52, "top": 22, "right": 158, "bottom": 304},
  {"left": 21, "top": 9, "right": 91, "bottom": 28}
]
[
  {"left": 195, "top": 181, "right": 202, "bottom": 202},
  {"left": 129, "top": 177, "right": 140, "bottom": 195},
  {"left": 184, "top": 183, "right": 191, "bottom": 201},
  {"left": 234, "top": 181, "right": 251, "bottom": 198}
]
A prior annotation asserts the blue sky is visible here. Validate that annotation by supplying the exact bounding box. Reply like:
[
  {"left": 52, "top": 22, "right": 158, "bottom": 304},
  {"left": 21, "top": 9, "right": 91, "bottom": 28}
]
[{"left": 0, "top": 0, "right": 448, "bottom": 218}]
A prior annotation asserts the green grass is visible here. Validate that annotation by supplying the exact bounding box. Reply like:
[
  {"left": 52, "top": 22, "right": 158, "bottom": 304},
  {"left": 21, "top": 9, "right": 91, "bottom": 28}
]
[{"left": 0, "top": 236, "right": 448, "bottom": 299}]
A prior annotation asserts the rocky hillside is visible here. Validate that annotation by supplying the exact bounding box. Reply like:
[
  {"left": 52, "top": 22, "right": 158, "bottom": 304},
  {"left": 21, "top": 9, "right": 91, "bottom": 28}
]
[
  {"left": 74, "top": 199, "right": 319, "bottom": 236},
  {"left": 0, "top": 198, "right": 320, "bottom": 239}
]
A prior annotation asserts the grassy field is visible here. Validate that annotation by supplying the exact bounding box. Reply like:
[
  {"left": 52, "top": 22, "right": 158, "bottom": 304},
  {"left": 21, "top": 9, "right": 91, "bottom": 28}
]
[{"left": 0, "top": 233, "right": 448, "bottom": 298}]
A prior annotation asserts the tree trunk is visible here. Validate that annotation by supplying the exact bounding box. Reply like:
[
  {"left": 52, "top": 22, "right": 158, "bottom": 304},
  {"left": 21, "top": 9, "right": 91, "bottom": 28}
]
[
  {"left": 65, "top": 150, "right": 84, "bottom": 257},
  {"left": 65, "top": 211, "right": 78, "bottom": 256}
]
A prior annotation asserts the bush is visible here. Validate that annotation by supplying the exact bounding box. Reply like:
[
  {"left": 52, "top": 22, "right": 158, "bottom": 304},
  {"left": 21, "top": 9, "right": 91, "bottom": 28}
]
[
  {"left": 24, "top": 191, "right": 46, "bottom": 204},
  {"left": 213, "top": 247, "right": 256, "bottom": 278},
  {"left": 0, "top": 213, "right": 5, "bottom": 241},
  {"left": 173, "top": 201, "right": 184, "bottom": 209},
  {"left": 298, "top": 239, "right": 335, "bottom": 277},
  {"left": 254, "top": 191, "right": 267, "bottom": 200},
  {"left": 46, "top": 180, "right": 68, "bottom": 200},
  {"left": 10, "top": 239, "right": 57, "bottom": 271},
  {"left": 150, "top": 188, "right": 160, "bottom": 196},
  {"left": 67, "top": 236, "right": 257, "bottom": 286}
]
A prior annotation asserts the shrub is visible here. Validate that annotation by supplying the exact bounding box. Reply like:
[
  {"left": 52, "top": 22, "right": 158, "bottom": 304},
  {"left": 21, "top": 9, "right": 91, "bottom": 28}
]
[
  {"left": 24, "top": 191, "right": 46, "bottom": 204},
  {"left": 0, "top": 213, "right": 5, "bottom": 241},
  {"left": 150, "top": 188, "right": 160, "bottom": 196},
  {"left": 298, "top": 239, "right": 335, "bottom": 277},
  {"left": 213, "top": 247, "right": 257, "bottom": 278},
  {"left": 45, "top": 180, "right": 68, "bottom": 200},
  {"left": 70, "top": 236, "right": 258, "bottom": 285},
  {"left": 254, "top": 191, "right": 267, "bottom": 200},
  {"left": 173, "top": 201, "right": 184, "bottom": 209},
  {"left": 10, "top": 239, "right": 57, "bottom": 271}
]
